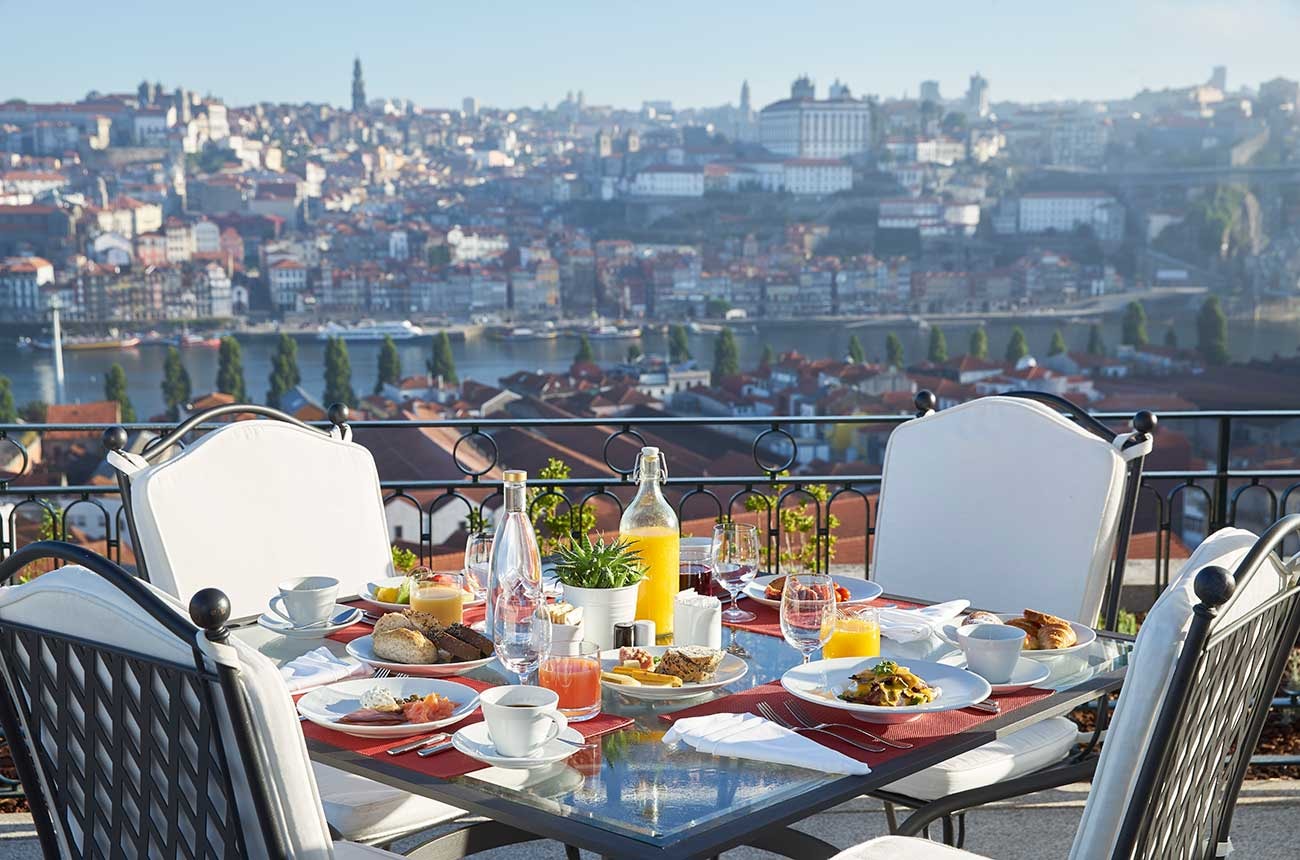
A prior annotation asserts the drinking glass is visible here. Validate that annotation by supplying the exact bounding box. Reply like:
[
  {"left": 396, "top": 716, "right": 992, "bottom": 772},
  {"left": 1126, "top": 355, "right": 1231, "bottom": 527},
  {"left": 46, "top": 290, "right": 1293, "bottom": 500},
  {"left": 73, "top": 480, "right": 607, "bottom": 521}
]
[
  {"left": 492, "top": 572, "right": 550, "bottom": 685},
  {"left": 679, "top": 537, "right": 713, "bottom": 595},
  {"left": 463, "top": 531, "right": 492, "bottom": 598},
  {"left": 711, "top": 521, "right": 759, "bottom": 657},
  {"left": 410, "top": 572, "right": 464, "bottom": 628},
  {"left": 779, "top": 573, "right": 835, "bottom": 665},
  {"left": 822, "top": 604, "right": 881, "bottom": 659},
  {"left": 538, "top": 639, "right": 602, "bottom": 721}
]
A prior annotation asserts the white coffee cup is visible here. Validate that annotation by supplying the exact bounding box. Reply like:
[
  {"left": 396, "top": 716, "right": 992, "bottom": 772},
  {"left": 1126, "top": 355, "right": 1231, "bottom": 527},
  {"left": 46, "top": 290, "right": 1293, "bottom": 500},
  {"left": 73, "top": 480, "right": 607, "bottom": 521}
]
[
  {"left": 268, "top": 576, "right": 339, "bottom": 627},
  {"left": 479, "top": 685, "right": 568, "bottom": 757},
  {"left": 954, "top": 623, "right": 1025, "bottom": 684}
]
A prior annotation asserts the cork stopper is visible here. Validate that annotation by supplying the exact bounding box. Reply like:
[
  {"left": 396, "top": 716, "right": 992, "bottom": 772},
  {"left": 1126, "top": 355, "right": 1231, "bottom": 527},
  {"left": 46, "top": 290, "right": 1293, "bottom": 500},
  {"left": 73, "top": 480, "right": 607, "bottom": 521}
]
[{"left": 503, "top": 469, "right": 527, "bottom": 482}]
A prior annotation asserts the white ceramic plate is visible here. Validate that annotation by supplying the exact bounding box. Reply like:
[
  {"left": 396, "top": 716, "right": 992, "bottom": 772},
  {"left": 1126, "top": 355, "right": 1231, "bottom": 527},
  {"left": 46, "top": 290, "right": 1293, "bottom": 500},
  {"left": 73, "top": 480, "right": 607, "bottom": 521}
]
[
  {"left": 937, "top": 654, "right": 1052, "bottom": 693},
  {"left": 782, "top": 656, "right": 992, "bottom": 724},
  {"left": 995, "top": 614, "right": 1097, "bottom": 659},
  {"left": 257, "top": 604, "right": 361, "bottom": 639},
  {"left": 451, "top": 722, "right": 583, "bottom": 769},
  {"left": 598, "top": 646, "right": 748, "bottom": 701},
  {"left": 346, "top": 634, "right": 495, "bottom": 678},
  {"left": 296, "top": 676, "right": 480, "bottom": 738},
  {"left": 363, "top": 576, "right": 484, "bottom": 613},
  {"left": 743, "top": 575, "right": 884, "bottom": 608}
]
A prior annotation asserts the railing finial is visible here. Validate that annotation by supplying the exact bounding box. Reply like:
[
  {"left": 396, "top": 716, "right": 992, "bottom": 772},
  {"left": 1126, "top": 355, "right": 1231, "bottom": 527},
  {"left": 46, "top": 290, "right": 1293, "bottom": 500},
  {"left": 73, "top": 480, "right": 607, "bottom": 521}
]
[{"left": 189, "top": 587, "right": 232, "bottom": 643}]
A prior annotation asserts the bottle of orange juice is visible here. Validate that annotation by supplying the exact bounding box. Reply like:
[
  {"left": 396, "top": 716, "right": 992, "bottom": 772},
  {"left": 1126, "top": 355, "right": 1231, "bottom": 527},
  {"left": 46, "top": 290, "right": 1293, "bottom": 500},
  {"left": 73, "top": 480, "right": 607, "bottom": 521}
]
[{"left": 621, "top": 446, "right": 679, "bottom": 643}]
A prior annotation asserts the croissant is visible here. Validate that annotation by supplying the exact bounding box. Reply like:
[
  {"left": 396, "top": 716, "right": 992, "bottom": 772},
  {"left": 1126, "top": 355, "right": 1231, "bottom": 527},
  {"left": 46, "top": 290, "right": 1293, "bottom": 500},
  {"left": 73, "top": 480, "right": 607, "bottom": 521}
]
[
  {"left": 1024, "top": 609, "right": 1070, "bottom": 628},
  {"left": 965, "top": 610, "right": 1003, "bottom": 626},
  {"left": 1005, "top": 617, "right": 1038, "bottom": 636},
  {"left": 1037, "top": 623, "right": 1077, "bottom": 650}
]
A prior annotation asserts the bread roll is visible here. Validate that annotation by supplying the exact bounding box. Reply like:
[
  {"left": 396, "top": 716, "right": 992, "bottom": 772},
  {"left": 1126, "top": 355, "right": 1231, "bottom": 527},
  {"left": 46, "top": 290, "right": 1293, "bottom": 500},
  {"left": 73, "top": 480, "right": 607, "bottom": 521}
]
[
  {"left": 373, "top": 627, "right": 438, "bottom": 664},
  {"left": 965, "top": 610, "right": 1003, "bottom": 626},
  {"left": 373, "top": 612, "right": 416, "bottom": 636},
  {"left": 1024, "top": 609, "right": 1070, "bottom": 628}
]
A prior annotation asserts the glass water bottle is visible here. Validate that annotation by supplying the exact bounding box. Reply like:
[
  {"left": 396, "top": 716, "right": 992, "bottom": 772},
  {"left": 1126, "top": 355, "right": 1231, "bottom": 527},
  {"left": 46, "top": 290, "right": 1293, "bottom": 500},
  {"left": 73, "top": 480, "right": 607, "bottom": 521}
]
[
  {"left": 620, "top": 447, "right": 680, "bottom": 643},
  {"left": 486, "top": 469, "right": 542, "bottom": 635}
]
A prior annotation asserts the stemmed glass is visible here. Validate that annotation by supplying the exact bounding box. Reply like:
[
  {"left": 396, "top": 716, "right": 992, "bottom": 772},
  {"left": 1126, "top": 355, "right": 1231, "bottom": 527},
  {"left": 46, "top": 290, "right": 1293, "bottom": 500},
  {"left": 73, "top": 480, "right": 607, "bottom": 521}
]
[
  {"left": 711, "top": 522, "right": 760, "bottom": 657},
  {"left": 464, "top": 531, "right": 493, "bottom": 599},
  {"left": 779, "top": 573, "right": 835, "bottom": 666},
  {"left": 492, "top": 569, "right": 550, "bottom": 685}
]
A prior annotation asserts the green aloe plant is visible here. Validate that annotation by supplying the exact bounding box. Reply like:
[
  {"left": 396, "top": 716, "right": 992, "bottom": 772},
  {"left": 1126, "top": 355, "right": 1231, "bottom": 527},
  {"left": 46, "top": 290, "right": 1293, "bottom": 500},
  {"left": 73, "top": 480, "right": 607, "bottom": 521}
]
[{"left": 553, "top": 532, "right": 645, "bottom": 589}]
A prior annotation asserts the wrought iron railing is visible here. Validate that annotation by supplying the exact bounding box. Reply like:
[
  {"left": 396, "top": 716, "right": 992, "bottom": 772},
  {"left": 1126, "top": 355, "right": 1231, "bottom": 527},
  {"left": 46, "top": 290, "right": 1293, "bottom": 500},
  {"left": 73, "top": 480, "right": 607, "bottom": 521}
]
[{"left": 2, "top": 402, "right": 1300, "bottom": 793}]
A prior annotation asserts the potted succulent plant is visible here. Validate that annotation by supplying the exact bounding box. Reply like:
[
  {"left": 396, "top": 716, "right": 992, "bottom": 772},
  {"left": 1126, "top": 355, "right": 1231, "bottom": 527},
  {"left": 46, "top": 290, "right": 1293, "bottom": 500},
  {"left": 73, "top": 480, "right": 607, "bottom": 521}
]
[{"left": 554, "top": 532, "right": 644, "bottom": 650}]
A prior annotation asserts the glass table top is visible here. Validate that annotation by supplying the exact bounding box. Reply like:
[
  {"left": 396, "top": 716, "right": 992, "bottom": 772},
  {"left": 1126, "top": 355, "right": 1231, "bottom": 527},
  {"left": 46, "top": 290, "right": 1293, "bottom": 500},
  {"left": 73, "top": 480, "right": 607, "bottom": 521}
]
[{"left": 241, "top": 615, "right": 1133, "bottom": 849}]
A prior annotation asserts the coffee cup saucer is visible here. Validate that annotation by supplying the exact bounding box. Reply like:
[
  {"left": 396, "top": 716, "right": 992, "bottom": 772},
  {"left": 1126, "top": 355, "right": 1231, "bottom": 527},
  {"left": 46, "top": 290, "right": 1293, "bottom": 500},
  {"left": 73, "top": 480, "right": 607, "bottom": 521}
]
[
  {"left": 451, "top": 722, "right": 583, "bottom": 769},
  {"left": 258, "top": 604, "right": 362, "bottom": 639},
  {"left": 938, "top": 653, "right": 1051, "bottom": 693}
]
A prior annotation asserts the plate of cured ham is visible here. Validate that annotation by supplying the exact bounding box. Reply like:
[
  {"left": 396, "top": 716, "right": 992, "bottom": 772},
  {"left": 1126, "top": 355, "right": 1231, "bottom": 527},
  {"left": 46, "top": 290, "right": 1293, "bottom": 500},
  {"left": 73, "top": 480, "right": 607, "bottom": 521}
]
[{"left": 296, "top": 677, "right": 481, "bottom": 738}]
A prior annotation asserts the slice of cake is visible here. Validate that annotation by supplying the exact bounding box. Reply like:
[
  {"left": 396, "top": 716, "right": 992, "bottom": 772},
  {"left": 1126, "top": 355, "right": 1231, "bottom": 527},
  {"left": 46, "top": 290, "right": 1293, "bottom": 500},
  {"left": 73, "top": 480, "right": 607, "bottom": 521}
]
[{"left": 655, "top": 646, "right": 724, "bottom": 683}]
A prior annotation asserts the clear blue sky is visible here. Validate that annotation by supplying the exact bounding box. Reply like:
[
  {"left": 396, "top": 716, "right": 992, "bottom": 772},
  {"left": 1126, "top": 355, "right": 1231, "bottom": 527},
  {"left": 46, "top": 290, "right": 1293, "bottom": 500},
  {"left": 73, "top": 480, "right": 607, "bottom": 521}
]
[{"left": 2, "top": 1, "right": 1296, "bottom": 109}]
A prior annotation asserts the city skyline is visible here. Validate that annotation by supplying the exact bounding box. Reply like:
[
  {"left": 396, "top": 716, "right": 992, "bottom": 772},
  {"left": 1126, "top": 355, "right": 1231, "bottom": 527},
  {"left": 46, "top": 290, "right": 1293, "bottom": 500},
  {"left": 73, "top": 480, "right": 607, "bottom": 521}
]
[{"left": 3, "top": 1, "right": 1298, "bottom": 110}]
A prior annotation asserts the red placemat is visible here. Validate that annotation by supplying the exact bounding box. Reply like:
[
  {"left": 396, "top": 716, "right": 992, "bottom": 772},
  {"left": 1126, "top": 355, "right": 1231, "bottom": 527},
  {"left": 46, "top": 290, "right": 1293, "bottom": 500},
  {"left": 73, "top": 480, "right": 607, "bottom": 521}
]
[
  {"left": 722, "top": 596, "right": 923, "bottom": 639},
  {"left": 658, "top": 680, "right": 1053, "bottom": 766},
  {"left": 300, "top": 676, "right": 632, "bottom": 780}
]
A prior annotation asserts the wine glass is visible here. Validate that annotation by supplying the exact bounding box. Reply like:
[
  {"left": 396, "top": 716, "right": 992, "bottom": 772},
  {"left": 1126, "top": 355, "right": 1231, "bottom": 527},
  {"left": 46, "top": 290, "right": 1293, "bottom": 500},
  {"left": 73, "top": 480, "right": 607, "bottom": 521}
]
[
  {"left": 779, "top": 573, "right": 835, "bottom": 666},
  {"left": 711, "top": 522, "right": 759, "bottom": 656},
  {"left": 492, "top": 572, "right": 550, "bottom": 685},
  {"left": 464, "top": 531, "right": 492, "bottom": 599}
]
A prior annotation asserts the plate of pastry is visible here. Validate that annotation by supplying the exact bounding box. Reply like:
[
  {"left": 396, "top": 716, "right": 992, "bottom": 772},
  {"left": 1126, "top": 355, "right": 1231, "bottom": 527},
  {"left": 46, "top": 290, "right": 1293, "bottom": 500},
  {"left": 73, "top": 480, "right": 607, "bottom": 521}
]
[
  {"left": 598, "top": 646, "right": 748, "bottom": 701},
  {"left": 346, "top": 610, "right": 496, "bottom": 677},
  {"left": 943, "top": 609, "right": 1096, "bottom": 659},
  {"left": 296, "top": 676, "right": 480, "bottom": 738}
]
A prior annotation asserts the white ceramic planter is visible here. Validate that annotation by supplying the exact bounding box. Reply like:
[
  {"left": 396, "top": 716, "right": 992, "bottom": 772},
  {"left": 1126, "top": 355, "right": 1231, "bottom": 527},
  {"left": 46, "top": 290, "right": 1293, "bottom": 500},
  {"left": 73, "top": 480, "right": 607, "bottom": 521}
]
[{"left": 560, "top": 582, "right": 640, "bottom": 650}]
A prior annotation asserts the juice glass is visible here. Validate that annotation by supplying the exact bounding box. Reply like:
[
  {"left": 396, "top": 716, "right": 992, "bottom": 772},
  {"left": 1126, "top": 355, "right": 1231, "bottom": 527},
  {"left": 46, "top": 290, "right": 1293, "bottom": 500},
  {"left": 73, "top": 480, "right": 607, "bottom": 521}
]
[
  {"left": 822, "top": 605, "right": 881, "bottom": 659},
  {"left": 410, "top": 572, "right": 465, "bottom": 627},
  {"left": 538, "top": 640, "right": 602, "bottom": 721}
]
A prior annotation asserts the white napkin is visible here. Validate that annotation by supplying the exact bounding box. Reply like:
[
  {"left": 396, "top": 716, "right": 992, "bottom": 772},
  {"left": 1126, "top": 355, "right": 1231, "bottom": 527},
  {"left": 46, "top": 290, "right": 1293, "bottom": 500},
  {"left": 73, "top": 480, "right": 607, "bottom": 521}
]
[
  {"left": 663, "top": 712, "right": 870, "bottom": 776},
  {"left": 878, "top": 600, "right": 970, "bottom": 643},
  {"left": 279, "top": 646, "right": 371, "bottom": 693}
]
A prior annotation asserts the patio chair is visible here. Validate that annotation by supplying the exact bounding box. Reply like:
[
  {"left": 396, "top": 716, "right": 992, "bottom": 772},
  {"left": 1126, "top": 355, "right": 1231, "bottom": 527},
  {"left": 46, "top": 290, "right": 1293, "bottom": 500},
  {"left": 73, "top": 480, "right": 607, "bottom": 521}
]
[
  {"left": 0, "top": 540, "right": 402, "bottom": 859},
  {"left": 832, "top": 515, "right": 1300, "bottom": 859},
  {"left": 101, "top": 403, "right": 476, "bottom": 851},
  {"left": 867, "top": 391, "right": 1154, "bottom": 841}
]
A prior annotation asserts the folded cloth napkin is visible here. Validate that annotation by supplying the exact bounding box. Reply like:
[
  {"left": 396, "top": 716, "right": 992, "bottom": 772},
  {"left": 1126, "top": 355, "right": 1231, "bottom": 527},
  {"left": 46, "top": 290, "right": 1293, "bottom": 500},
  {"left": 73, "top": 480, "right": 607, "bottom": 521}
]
[
  {"left": 279, "top": 646, "right": 371, "bottom": 693},
  {"left": 878, "top": 600, "right": 970, "bottom": 643},
  {"left": 663, "top": 712, "right": 870, "bottom": 775}
]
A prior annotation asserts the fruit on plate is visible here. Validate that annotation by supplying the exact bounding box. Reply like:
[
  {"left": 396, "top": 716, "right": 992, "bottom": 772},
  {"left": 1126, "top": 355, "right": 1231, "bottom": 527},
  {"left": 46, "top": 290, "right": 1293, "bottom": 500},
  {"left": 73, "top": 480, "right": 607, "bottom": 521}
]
[
  {"left": 374, "top": 585, "right": 401, "bottom": 604},
  {"left": 611, "top": 666, "right": 682, "bottom": 687},
  {"left": 764, "top": 575, "right": 850, "bottom": 603}
]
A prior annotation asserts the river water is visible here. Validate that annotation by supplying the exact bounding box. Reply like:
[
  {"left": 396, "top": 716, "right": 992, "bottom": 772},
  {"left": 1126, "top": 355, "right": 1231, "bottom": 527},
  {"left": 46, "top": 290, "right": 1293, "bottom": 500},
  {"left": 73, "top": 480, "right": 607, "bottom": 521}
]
[{"left": 2, "top": 311, "right": 1299, "bottom": 418}]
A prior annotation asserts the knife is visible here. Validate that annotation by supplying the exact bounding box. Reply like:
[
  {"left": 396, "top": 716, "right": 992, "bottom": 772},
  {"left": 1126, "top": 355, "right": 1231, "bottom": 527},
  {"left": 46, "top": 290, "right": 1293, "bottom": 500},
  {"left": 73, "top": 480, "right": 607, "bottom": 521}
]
[
  {"left": 387, "top": 733, "right": 450, "bottom": 755},
  {"left": 417, "top": 737, "right": 457, "bottom": 757}
]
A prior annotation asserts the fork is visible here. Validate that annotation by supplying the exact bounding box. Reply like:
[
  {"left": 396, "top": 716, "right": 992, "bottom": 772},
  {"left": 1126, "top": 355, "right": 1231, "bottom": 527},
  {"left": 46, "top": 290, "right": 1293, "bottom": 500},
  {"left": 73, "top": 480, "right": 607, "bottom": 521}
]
[
  {"left": 756, "top": 701, "right": 886, "bottom": 753},
  {"left": 784, "top": 701, "right": 914, "bottom": 750}
]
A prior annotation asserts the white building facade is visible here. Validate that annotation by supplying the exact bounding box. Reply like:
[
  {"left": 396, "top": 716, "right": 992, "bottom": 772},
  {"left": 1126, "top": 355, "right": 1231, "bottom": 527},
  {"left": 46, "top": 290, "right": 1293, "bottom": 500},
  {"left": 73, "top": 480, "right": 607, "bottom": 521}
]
[
  {"left": 1018, "top": 192, "right": 1125, "bottom": 241},
  {"left": 759, "top": 79, "right": 872, "bottom": 159}
]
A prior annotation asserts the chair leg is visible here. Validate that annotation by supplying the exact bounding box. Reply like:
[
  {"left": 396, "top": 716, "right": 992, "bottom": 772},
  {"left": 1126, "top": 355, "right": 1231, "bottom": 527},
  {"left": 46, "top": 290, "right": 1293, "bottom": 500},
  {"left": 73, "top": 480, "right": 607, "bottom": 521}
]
[
  {"left": 403, "top": 821, "right": 550, "bottom": 859},
  {"left": 883, "top": 801, "right": 900, "bottom": 833},
  {"left": 941, "top": 815, "right": 955, "bottom": 845},
  {"left": 956, "top": 813, "right": 967, "bottom": 848},
  {"left": 564, "top": 846, "right": 581, "bottom": 860}
]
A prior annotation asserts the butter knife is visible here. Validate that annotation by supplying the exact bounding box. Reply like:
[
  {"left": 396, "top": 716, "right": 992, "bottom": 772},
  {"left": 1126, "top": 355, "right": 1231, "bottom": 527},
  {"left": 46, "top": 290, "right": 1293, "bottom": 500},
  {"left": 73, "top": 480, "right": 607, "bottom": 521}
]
[
  {"left": 417, "top": 737, "right": 457, "bottom": 757},
  {"left": 387, "top": 733, "right": 450, "bottom": 755}
]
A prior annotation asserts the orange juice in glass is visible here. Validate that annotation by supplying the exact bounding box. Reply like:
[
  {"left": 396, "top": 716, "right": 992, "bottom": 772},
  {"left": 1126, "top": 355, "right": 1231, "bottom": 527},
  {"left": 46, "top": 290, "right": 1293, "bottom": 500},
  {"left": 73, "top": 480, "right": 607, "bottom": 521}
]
[
  {"left": 538, "top": 640, "right": 602, "bottom": 721},
  {"left": 823, "top": 605, "right": 881, "bottom": 659},
  {"left": 410, "top": 573, "right": 465, "bottom": 627}
]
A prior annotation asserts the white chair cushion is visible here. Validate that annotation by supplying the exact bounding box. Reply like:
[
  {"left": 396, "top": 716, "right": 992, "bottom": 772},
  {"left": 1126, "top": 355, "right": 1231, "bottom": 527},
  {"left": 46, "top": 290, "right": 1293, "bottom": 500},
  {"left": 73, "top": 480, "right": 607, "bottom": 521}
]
[
  {"left": 871, "top": 396, "right": 1128, "bottom": 624},
  {"left": 1069, "top": 527, "right": 1290, "bottom": 859},
  {"left": 832, "top": 834, "right": 990, "bottom": 859},
  {"left": 333, "top": 841, "right": 406, "bottom": 858},
  {"left": 126, "top": 420, "right": 395, "bottom": 619},
  {"left": 883, "top": 716, "right": 1078, "bottom": 801},
  {"left": 314, "top": 762, "right": 465, "bottom": 844}
]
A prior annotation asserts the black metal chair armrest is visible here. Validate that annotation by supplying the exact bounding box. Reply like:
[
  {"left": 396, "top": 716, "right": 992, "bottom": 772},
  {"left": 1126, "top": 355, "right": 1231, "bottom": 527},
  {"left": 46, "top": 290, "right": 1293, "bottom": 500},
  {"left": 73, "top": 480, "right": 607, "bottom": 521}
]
[{"left": 886, "top": 758, "right": 1099, "bottom": 837}]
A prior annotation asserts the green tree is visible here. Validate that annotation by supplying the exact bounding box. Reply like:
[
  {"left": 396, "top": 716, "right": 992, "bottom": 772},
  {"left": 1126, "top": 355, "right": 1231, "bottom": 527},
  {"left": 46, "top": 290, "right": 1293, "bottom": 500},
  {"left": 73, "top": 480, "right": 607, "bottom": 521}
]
[
  {"left": 1164, "top": 327, "right": 1179, "bottom": 349},
  {"left": 527, "top": 457, "right": 596, "bottom": 555},
  {"left": 668, "top": 324, "right": 692, "bottom": 363},
  {"left": 846, "top": 333, "right": 865, "bottom": 364},
  {"left": 626, "top": 342, "right": 643, "bottom": 363},
  {"left": 0, "top": 376, "right": 15, "bottom": 423},
  {"left": 266, "top": 333, "right": 301, "bottom": 408},
  {"left": 574, "top": 333, "right": 595, "bottom": 363},
  {"left": 885, "top": 332, "right": 904, "bottom": 368},
  {"left": 1005, "top": 326, "right": 1029, "bottom": 363},
  {"left": 705, "top": 298, "right": 731, "bottom": 317},
  {"left": 160, "top": 346, "right": 192, "bottom": 419},
  {"left": 968, "top": 326, "right": 989, "bottom": 359},
  {"left": 19, "top": 401, "right": 46, "bottom": 423},
  {"left": 1087, "top": 324, "right": 1106, "bottom": 356},
  {"left": 216, "top": 336, "right": 247, "bottom": 401},
  {"left": 1122, "top": 301, "right": 1149, "bottom": 347},
  {"left": 927, "top": 326, "right": 948, "bottom": 363},
  {"left": 323, "top": 337, "right": 357, "bottom": 407},
  {"left": 713, "top": 328, "right": 740, "bottom": 378},
  {"left": 105, "top": 363, "right": 136, "bottom": 422},
  {"left": 1048, "top": 329, "right": 1068, "bottom": 356},
  {"left": 375, "top": 335, "right": 401, "bottom": 394},
  {"left": 1197, "top": 296, "right": 1230, "bottom": 365},
  {"left": 760, "top": 343, "right": 776, "bottom": 368},
  {"left": 427, "top": 331, "right": 458, "bottom": 383}
]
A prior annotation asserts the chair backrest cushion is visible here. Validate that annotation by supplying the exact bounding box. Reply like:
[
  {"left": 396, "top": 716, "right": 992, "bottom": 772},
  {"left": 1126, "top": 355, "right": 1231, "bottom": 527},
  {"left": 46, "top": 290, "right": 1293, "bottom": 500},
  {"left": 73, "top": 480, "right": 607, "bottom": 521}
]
[
  {"left": 127, "top": 420, "right": 395, "bottom": 619},
  {"left": 871, "top": 396, "right": 1128, "bottom": 624},
  {"left": 1068, "top": 527, "right": 1289, "bottom": 859},
  {"left": 0, "top": 567, "right": 334, "bottom": 859}
]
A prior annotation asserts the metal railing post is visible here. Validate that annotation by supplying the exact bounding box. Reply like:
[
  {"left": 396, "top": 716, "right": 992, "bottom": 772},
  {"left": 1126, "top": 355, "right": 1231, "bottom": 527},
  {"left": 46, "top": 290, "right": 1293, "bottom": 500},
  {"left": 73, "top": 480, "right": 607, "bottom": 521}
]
[{"left": 1214, "top": 415, "right": 1232, "bottom": 530}]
